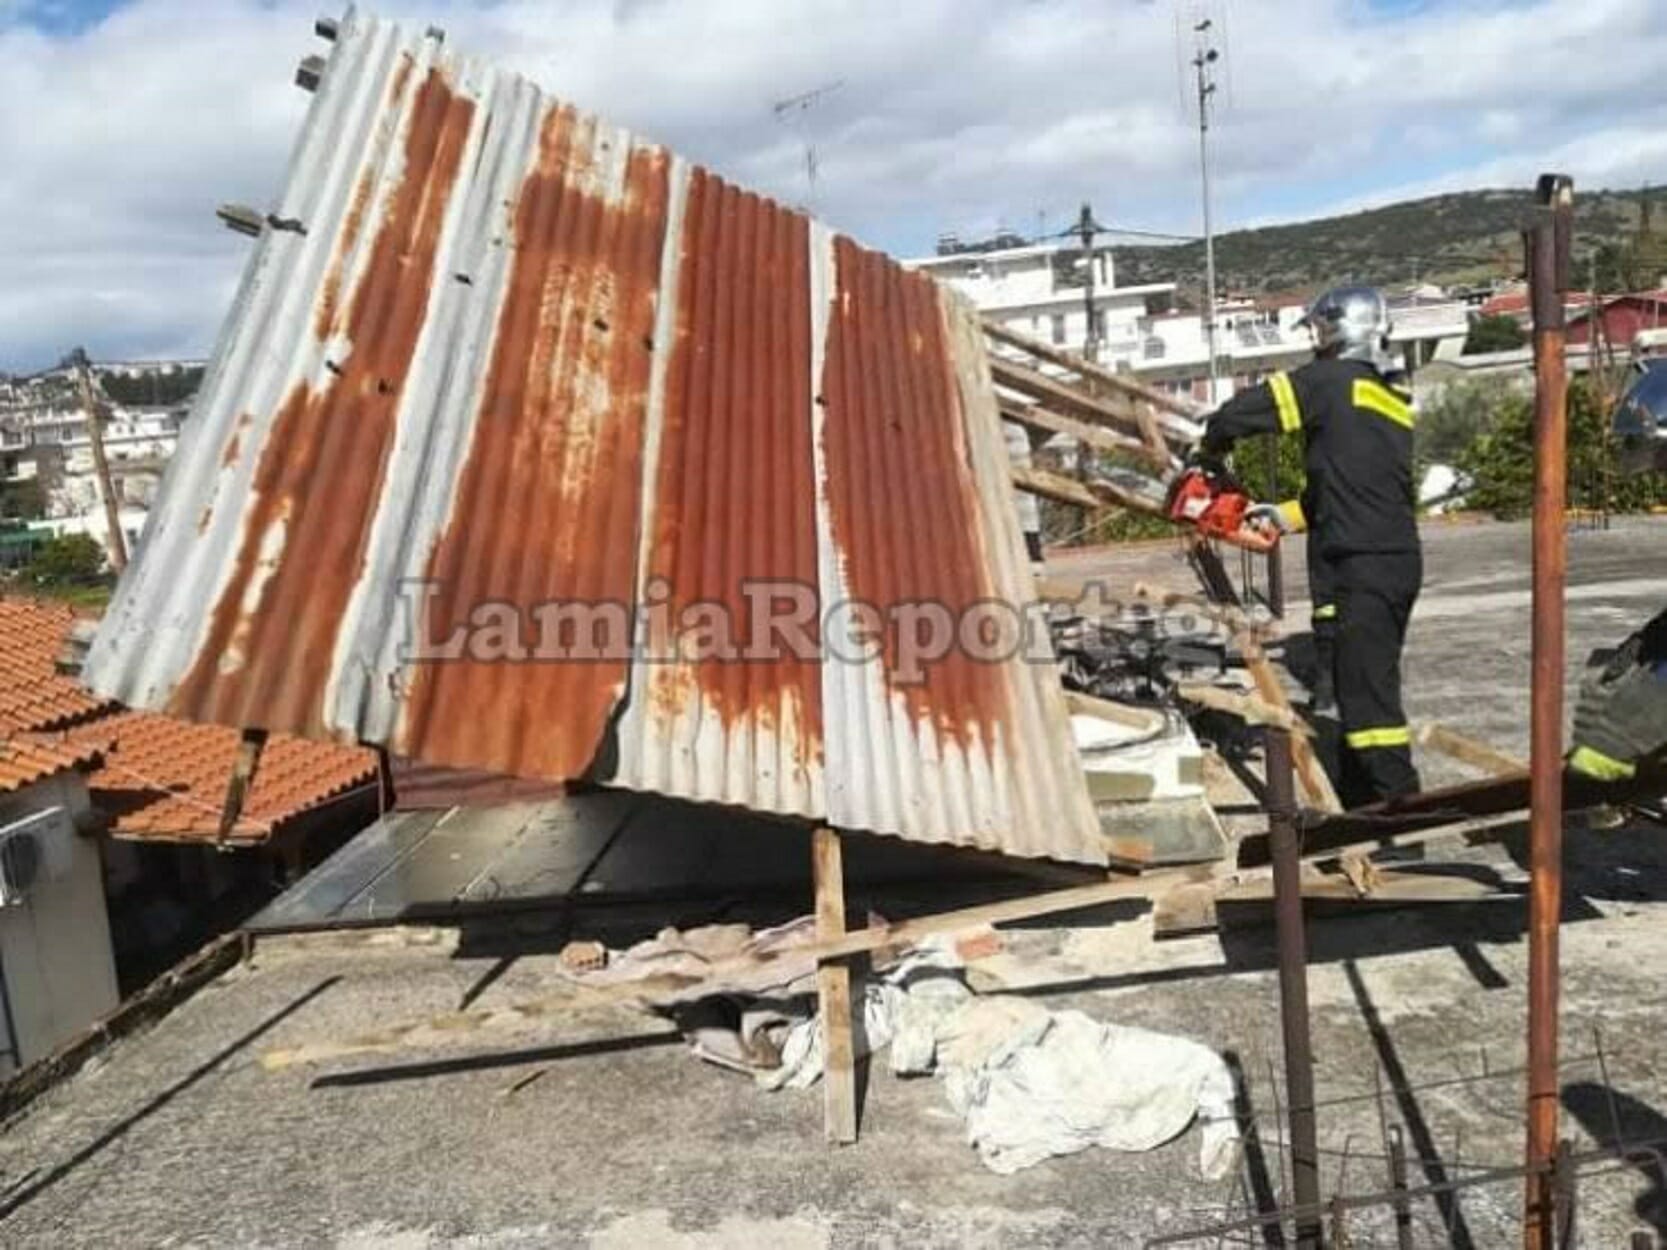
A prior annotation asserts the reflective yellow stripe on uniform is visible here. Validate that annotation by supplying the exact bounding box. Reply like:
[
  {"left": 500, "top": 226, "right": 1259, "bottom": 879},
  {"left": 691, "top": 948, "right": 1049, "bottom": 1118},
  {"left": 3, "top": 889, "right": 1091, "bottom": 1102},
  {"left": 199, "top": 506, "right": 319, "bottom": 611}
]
[
  {"left": 1568, "top": 745, "right": 1637, "bottom": 782},
  {"left": 1312, "top": 603, "right": 1338, "bottom": 621},
  {"left": 1353, "top": 379, "right": 1415, "bottom": 429},
  {"left": 1269, "top": 371, "right": 1302, "bottom": 433},
  {"left": 1345, "top": 725, "right": 1412, "bottom": 750}
]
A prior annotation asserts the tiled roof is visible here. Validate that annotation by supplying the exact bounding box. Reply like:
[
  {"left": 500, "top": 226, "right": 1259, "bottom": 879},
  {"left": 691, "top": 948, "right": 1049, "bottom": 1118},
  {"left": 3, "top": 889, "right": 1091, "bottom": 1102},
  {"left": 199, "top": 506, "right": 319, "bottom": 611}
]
[
  {"left": 0, "top": 597, "right": 116, "bottom": 734},
  {"left": 0, "top": 598, "right": 376, "bottom": 842},
  {"left": 66, "top": 710, "right": 377, "bottom": 843},
  {"left": 0, "top": 734, "right": 100, "bottom": 795}
]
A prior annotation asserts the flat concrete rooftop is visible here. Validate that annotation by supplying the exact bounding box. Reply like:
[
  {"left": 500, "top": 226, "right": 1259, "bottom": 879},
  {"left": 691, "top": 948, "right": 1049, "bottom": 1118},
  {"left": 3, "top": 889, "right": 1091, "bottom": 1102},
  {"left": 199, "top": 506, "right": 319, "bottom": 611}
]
[{"left": 3, "top": 517, "right": 1665, "bottom": 1247}]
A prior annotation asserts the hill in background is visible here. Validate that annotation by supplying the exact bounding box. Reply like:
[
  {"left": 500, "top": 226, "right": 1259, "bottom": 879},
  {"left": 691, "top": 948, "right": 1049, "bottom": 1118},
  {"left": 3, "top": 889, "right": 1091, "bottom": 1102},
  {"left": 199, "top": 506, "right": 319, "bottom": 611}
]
[{"left": 1113, "top": 186, "right": 1667, "bottom": 302}]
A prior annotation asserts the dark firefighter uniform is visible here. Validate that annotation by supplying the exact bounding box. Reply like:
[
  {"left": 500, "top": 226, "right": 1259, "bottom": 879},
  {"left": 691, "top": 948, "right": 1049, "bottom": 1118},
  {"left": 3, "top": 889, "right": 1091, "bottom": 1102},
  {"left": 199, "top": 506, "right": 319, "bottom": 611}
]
[{"left": 1201, "top": 357, "right": 1422, "bottom": 804}]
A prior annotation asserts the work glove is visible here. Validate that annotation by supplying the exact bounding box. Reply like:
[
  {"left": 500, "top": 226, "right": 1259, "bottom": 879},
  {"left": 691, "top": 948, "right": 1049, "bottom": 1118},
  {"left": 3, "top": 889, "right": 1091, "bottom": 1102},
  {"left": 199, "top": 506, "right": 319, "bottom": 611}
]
[{"left": 1243, "top": 501, "right": 1302, "bottom": 537}]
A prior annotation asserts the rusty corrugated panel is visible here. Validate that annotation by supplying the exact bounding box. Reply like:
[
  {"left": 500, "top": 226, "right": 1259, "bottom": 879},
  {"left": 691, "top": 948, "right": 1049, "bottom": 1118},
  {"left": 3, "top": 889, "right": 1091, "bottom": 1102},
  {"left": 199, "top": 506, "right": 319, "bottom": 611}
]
[
  {"left": 814, "top": 237, "right": 1101, "bottom": 854},
  {"left": 395, "top": 105, "right": 671, "bottom": 780},
  {"left": 82, "top": 10, "right": 1109, "bottom": 865},
  {"left": 611, "top": 168, "right": 825, "bottom": 818}
]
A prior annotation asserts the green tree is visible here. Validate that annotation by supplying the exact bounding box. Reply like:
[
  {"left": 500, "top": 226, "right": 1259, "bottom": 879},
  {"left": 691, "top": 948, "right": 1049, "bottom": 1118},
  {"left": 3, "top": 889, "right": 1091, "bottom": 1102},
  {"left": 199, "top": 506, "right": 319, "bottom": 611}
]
[
  {"left": 1462, "top": 313, "right": 1526, "bottom": 356},
  {"left": 1417, "top": 378, "right": 1523, "bottom": 474},
  {"left": 23, "top": 533, "right": 107, "bottom": 587},
  {"left": 1456, "top": 378, "right": 1667, "bottom": 519},
  {"left": 1228, "top": 430, "right": 1305, "bottom": 503}
]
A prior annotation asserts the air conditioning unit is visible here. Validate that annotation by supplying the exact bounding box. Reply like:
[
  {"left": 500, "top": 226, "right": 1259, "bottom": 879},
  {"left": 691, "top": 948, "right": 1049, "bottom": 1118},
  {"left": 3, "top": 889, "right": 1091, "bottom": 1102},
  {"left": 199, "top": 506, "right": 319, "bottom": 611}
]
[{"left": 0, "top": 807, "right": 73, "bottom": 906}]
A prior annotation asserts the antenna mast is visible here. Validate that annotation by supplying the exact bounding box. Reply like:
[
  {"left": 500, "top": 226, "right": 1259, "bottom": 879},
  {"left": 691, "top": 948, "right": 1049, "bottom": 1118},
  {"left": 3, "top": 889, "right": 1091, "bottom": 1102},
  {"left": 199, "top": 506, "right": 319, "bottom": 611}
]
[
  {"left": 771, "top": 79, "right": 845, "bottom": 213},
  {"left": 1192, "top": 18, "right": 1221, "bottom": 406}
]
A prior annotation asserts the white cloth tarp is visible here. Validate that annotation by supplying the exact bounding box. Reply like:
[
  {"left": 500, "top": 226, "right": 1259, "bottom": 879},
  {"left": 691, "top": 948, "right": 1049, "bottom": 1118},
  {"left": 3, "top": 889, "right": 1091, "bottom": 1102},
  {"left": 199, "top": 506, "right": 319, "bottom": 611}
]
[{"left": 560, "top": 920, "right": 1239, "bottom": 1178}]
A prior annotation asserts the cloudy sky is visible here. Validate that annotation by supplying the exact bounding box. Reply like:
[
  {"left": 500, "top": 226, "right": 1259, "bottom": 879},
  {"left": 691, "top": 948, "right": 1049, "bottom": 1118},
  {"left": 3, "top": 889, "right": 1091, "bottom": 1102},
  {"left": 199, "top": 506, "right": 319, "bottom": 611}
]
[{"left": 1, "top": 0, "right": 1664, "bottom": 371}]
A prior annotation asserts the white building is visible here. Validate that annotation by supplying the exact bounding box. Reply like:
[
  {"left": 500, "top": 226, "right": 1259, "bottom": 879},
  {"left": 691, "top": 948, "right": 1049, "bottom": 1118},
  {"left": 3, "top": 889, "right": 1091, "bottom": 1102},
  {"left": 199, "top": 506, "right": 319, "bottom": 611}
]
[
  {"left": 907, "top": 237, "right": 1474, "bottom": 407},
  {"left": 2, "top": 400, "right": 187, "bottom": 560},
  {"left": 0, "top": 745, "right": 120, "bottom": 1074},
  {"left": 905, "top": 237, "right": 1311, "bottom": 406}
]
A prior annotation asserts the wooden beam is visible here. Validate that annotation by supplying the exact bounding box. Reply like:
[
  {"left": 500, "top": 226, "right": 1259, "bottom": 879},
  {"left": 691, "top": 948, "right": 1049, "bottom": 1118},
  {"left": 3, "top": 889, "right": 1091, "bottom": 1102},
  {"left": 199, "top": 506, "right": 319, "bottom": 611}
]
[
  {"left": 813, "top": 828, "right": 857, "bottom": 1145},
  {"left": 1175, "top": 682, "right": 1311, "bottom": 736},
  {"left": 1132, "top": 398, "right": 1175, "bottom": 472},
  {"left": 216, "top": 727, "right": 269, "bottom": 845},
  {"left": 1010, "top": 464, "right": 1167, "bottom": 517},
  {"left": 982, "top": 318, "right": 1203, "bottom": 422},
  {"left": 1012, "top": 464, "right": 1101, "bottom": 509},
  {"left": 1236, "top": 635, "right": 1342, "bottom": 814},
  {"left": 1415, "top": 723, "right": 1528, "bottom": 779},
  {"left": 997, "top": 395, "right": 1152, "bottom": 462},
  {"left": 1063, "top": 688, "right": 1168, "bottom": 734},
  {"left": 990, "top": 355, "right": 1150, "bottom": 435}
]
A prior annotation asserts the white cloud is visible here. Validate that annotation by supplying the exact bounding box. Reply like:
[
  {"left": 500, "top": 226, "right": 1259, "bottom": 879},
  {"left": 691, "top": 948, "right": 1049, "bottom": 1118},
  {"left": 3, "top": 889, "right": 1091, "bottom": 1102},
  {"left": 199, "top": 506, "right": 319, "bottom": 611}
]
[{"left": 1, "top": 0, "right": 1664, "bottom": 369}]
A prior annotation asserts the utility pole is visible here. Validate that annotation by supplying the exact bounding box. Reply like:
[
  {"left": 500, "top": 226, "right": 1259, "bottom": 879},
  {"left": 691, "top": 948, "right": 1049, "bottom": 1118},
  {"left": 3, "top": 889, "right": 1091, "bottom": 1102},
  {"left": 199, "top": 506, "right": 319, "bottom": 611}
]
[
  {"left": 1193, "top": 20, "right": 1221, "bottom": 406},
  {"left": 1078, "top": 202, "right": 1100, "bottom": 362},
  {"left": 70, "top": 349, "right": 128, "bottom": 572}
]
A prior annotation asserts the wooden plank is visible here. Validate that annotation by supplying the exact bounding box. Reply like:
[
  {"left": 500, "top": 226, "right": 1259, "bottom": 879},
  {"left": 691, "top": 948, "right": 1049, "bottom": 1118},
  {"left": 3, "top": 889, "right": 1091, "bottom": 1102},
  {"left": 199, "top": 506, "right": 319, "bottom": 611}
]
[
  {"left": 1415, "top": 723, "right": 1528, "bottom": 778},
  {"left": 1132, "top": 398, "right": 1175, "bottom": 471},
  {"left": 813, "top": 827, "right": 857, "bottom": 1145},
  {"left": 997, "top": 395, "right": 1150, "bottom": 461},
  {"left": 1237, "top": 636, "right": 1342, "bottom": 813},
  {"left": 1063, "top": 689, "right": 1167, "bottom": 734},
  {"left": 1175, "top": 682, "right": 1311, "bottom": 736},
  {"left": 216, "top": 727, "right": 269, "bottom": 845},
  {"left": 1010, "top": 464, "right": 1166, "bottom": 517},
  {"left": 990, "top": 355, "right": 1149, "bottom": 434},
  {"left": 982, "top": 318, "right": 1203, "bottom": 422}
]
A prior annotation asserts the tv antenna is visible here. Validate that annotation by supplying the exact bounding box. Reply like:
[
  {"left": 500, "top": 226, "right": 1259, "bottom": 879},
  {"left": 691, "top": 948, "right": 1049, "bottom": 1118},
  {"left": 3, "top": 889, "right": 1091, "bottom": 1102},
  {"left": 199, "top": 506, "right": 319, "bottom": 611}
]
[{"left": 771, "top": 79, "right": 845, "bottom": 212}]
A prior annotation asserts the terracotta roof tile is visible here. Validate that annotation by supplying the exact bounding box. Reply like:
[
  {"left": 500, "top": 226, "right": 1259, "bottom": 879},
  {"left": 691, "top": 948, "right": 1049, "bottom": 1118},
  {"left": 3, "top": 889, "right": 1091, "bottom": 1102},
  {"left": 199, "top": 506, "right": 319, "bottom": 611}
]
[
  {"left": 0, "top": 598, "right": 116, "bottom": 734},
  {"left": 67, "top": 710, "right": 378, "bottom": 843},
  {"left": 0, "top": 734, "right": 100, "bottom": 795},
  {"left": 0, "top": 597, "right": 377, "bottom": 842}
]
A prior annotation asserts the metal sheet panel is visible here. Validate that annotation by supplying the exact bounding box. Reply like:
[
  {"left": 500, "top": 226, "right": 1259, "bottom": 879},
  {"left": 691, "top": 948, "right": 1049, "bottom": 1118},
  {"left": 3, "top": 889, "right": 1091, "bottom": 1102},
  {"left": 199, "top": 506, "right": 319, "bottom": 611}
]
[
  {"left": 83, "top": 10, "right": 1108, "bottom": 864},
  {"left": 611, "top": 168, "right": 825, "bottom": 818},
  {"left": 815, "top": 238, "right": 1101, "bottom": 856}
]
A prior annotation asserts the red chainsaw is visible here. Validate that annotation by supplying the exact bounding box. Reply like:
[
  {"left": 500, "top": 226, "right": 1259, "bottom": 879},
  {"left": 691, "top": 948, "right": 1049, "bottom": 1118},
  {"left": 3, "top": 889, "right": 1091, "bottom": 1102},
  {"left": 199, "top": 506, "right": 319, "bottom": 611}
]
[{"left": 1164, "top": 463, "right": 1280, "bottom": 553}]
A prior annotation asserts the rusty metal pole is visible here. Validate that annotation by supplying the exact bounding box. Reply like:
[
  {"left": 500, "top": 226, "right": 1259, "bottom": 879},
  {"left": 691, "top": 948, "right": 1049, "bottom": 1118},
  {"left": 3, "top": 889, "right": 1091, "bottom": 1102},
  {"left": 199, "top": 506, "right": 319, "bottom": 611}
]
[
  {"left": 1523, "top": 173, "right": 1573, "bottom": 1249},
  {"left": 71, "top": 351, "right": 129, "bottom": 572},
  {"left": 1266, "top": 725, "right": 1321, "bottom": 1247}
]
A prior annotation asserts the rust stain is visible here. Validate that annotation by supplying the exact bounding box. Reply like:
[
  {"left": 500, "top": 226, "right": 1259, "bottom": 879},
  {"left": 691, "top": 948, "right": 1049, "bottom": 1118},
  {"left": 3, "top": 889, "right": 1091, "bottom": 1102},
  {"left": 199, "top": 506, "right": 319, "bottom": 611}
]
[
  {"left": 170, "top": 67, "right": 477, "bottom": 735},
  {"left": 820, "top": 237, "right": 1004, "bottom": 753},
  {"left": 645, "top": 170, "right": 822, "bottom": 763},
  {"left": 219, "top": 412, "right": 252, "bottom": 469},
  {"left": 315, "top": 55, "right": 410, "bottom": 343},
  {"left": 398, "top": 102, "right": 672, "bottom": 780}
]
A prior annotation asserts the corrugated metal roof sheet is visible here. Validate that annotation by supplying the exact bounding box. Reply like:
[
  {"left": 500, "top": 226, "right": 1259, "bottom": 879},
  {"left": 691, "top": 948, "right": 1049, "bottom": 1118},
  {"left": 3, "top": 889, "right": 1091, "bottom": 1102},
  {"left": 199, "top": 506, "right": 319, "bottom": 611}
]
[{"left": 82, "top": 10, "right": 1106, "bottom": 865}]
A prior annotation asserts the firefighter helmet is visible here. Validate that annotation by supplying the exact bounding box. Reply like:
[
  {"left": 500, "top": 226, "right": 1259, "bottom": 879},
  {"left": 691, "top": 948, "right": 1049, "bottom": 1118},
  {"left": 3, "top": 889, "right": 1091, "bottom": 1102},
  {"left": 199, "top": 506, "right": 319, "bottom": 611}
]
[{"left": 1299, "top": 285, "right": 1392, "bottom": 365}]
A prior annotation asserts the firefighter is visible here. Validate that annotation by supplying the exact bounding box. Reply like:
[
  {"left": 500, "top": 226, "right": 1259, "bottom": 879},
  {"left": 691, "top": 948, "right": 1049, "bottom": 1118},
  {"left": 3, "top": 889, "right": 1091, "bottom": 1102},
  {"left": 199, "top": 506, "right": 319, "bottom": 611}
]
[
  {"left": 1568, "top": 363, "right": 1667, "bottom": 781},
  {"left": 1192, "top": 285, "right": 1422, "bottom": 805}
]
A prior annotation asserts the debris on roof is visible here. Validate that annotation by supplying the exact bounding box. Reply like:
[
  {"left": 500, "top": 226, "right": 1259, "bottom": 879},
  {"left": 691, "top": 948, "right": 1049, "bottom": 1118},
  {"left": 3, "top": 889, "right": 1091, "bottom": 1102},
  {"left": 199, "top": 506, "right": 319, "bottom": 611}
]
[
  {"left": 81, "top": 11, "right": 1105, "bottom": 864},
  {"left": 1, "top": 598, "right": 376, "bottom": 843}
]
